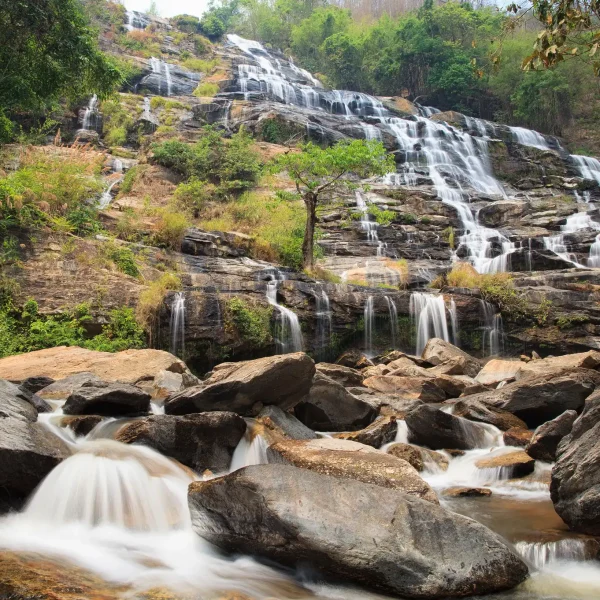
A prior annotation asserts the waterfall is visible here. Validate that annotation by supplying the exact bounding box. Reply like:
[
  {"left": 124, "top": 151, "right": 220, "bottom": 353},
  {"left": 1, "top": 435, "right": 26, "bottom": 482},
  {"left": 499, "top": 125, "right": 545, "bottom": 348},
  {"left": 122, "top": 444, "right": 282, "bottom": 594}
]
[
  {"left": 170, "top": 292, "right": 186, "bottom": 357},
  {"left": 364, "top": 295, "right": 374, "bottom": 355},
  {"left": 164, "top": 62, "right": 173, "bottom": 97},
  {"left": 410, "top": 292, "right": 451, "bottom": 356},
  {"left": 544, "top": 209, "right": 600, "bottom": 268},
  {"left": 449, "top": 297, "right": 460, "bottom": 347},
  {"left": 143, "top": 96, "right": 152, "bottom": 120},
  {"left": 265, "top": 270, "right": 303, "bottom": 353},
  {"left": 509, "top": 126, "right": 550, "bottom": 150},
  {"left": 384, "top": 296, "right": 398, "bottom": 349},
  {"left": 315, "top": 289, "right": 332, "bottom": 358},
  {"left": 481, "top": 300, "right": 504, "bottom": 356},
  {"left": 113, "top": 159, "right": 123, "bottom": 173},
  {"left": 150, "top": 57, "right": 172, "bottom": 96},
  {"left": 355, "top": 191, "right": 380, "bottom": 250},
  {"left": 230, "top": 422, "right": 269, "bottom": 472},
  {"left": 589, "top": 235, "right": 600, "bottom": 267},
  {"left": 80, "top": 95, "right": 99, "bottom": 131},
  {"left": 97, "top": 178, "right": 120, "bottom": 209},
  {"left": 571, "top": 154, "right": 600, "bottom": 184},
  {"left": 515, "top": 539, "right": 592, "bottom": 570}
]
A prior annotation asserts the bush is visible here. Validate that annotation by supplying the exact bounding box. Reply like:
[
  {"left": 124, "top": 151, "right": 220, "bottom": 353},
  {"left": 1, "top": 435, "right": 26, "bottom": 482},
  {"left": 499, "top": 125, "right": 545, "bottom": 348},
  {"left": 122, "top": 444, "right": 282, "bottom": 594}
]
[
  {"left": 136, "top": 272, "right": 181, "bottom": 336},
  {"left": 153, "top": 210, "right": 189, "bottom": 249},
  {"left": 193, "top": 82, "right": 220, "bottom": 97},
  {"left": 172, "top": 14, "right": 200, "bottom": 33},
  {"left": 106, "top": 243, "right": 140, "bottom": 277},
  {"left": 182, "top": 58, "right": 219, "bottom": 73},
  {"left": 173, "top": 178, "right": 215, "bottom": 216},
  {"left": 225, "top": 297, "right": 273, "bottom": 348},
  {"left": 198, "top": 13, "right": 225, "bottom": 40},
  {"left": 368, "top": 204, "right": 395, "bottom": 226},
  {"left": 105, "top": 126, "right": 127, "bottom": 146},
  {"left": 85, "top": 307, "right": 145, "bottom": 351}
]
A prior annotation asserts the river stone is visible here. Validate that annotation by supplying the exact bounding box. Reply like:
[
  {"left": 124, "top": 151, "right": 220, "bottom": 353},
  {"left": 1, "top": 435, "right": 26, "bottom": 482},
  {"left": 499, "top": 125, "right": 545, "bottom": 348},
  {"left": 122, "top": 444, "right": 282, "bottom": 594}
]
[
  {"left": 527, "top": 410, "right": 577, "bottom": 462},
  {"left": 17, "top": 375, "right": 55, "bottom": 394},
  {"left": 452, "top": 398, "right": 528, "bottom": 431},
  {"left": 315, "top": 363, "right": 364, "bottom": 387},
  {"left": 363, "top": 375, "right": 446, "bottom": 401},
  {"left": 189, "top": 465, "right": 529, "bottom": 598},
  {"left": 37, "top": 372, "right": 102, "bottom": 400},
  {"left": 62, "top": 381, "right": 151, "bottom": 416},
  {"left": 475, "top": 359, "right": 524, "bottom": 386},
  {"left": 406, "top": 404, "right": 492, "bottom": 450},
  {"left": 61, "top": 415, "right": 103, "bottom": 437},
  {"left": 387, "top": 443, "right": 449, "bottom": 472},
  {"left": 333, "top": 416, "right": 397, "bottom": 448},
  {"left": 293, "top": 373, "right": 376, "bottom": 431},
  {"left": 267, "top": 438, "right": 438, "bottom": 502},
  {"left": 0, "top": 418, "right": 71, "bottom": 507},
  {"left": 386, "top": 357, "right": 432, "bottom": 378},
  {"left": 421, "top": 339, "right": 482, "bottom": 378},
  {"left": 427, "top": 356, "right": 477, "bottom": 377},
  {"left": 551, "top": 391, "right": 600, "bottom": 534},
  {"left": 115, "top": 412, "right": 246, "bottom": 473},
  {"left": 458, "top": 368, "right": 600, "bottom": 427},
  {"left": 475, "top": 450, "right": 535, "bottom": 478},
  {"left": 164, "top": 353, "right": 315, "bottom": 416},
  {"left": 504, "top": 427, "right": 534, "bottom": 447},
  {"left": 516, "top": 350, "right": 600, "bottom": 380},
  {"left": 256, "top": 405, "right": 317, "bottom": 440},
  {"left": 443, "top": 487, "right": 492, "bottom": 498},
  {"left": 0, "top": 379, "right": 38, "bottom": 422}
]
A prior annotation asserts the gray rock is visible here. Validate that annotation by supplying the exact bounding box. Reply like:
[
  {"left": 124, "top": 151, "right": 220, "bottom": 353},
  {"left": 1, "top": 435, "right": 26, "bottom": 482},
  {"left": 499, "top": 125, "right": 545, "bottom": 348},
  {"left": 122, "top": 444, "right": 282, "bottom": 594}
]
[
  {"left": 421, "top": 338, "right": 482, "bottom": 378},
  {"left": 62, "top": 381, "right": 151, "bottom": 416},
  {"left": 453, "top": 398, "right": 528, "bottom": 431},
  {"left": 165, "top": 353, "right": 315, "bottom": 416},
  {"left": 189, "top": 464, "right": 528, "bottom": 598},
  {"left": 115, "top": 412, "right": 246, "bottom": 473},
  {"left": 293, "top": 373, "right": 376, "bottom": 431},
  {"left": 18, "top": 376, "right": 55, "bottom": 394},
  {"left": 38, "top": 372, "right": 102, "bottom": 400},
  {"left": 527, "top": 410, "right": 577, "bottom": 462},
  {"left": 0, "top": 380, "right": 38, "bottom": 422},
  {"left": 333, "top": 416, "right": 397, "bottom": 448},
  {"left": 256, "top": 405, "right": 317, "bottom": 440},
  {"left": 315, "top": 363, "right": 364, "bottom": 387}
]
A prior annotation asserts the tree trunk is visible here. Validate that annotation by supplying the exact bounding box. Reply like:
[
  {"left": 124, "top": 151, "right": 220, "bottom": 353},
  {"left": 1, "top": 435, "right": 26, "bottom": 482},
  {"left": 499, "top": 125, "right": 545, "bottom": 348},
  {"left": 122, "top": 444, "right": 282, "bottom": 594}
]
[{"left": 302, "top": 192, "right": 317, "bottom": 270}]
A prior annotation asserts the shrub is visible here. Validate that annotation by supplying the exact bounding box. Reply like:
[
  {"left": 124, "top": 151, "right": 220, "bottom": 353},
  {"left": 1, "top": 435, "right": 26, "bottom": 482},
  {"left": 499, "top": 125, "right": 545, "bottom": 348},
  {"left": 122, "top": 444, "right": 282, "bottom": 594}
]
[
  {"left": 153, "top": 210, "right": 189, "bottom": 249},
  {"left": 198, "top": 13, "right": 225, "bottom": 40},
  {"left": 105, "top": 126, "right": 127, "bottom": 146},
  {"left": 182, "top": 58, "right": 219, "bottom": 73},
  {"left": 105, "top": 243, "right": 140, "bottom": 277},
  {"left": 172, "top": 178, "right": 215, "bottom": 216},
  {"left": 225, "top": 297, "right": 273, "bottom": 348},
  {"left": 368, "top": 204, "right": 395, "bottom": 226},
  {"left": 193, "top": 82, "right": 220, "bottom": 97},
  {"left": 85, "top": 307, "right": 145, "bottom": 351},
  {"left": 172, "top": 14, "right": 200, "bottom": 33},
  {"left": 193, "top": 35, "right": 210, "bottom": 55},
  {"left": 136, "top": 272, "right": 181, "bottom": 336}
]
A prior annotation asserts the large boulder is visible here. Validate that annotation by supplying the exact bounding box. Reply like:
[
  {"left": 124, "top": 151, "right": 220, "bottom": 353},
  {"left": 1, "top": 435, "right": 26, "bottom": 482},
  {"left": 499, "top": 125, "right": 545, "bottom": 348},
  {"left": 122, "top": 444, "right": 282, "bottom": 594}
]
[
  {"left": 333, "top": 416, "right": 397, "bottom": 448},
  {"left": 475, "top": 359, "right": 524, "bottom": 386},
  {"left": 452, "top": 398, "right": 528, "bottom": 431},
  {"left": 315, "top": 363, "right": 364, "bottom": 387},
  {"left": 0, "top": 380, "right": 38, "bottom": 422},
  {"left": 405, "top": 404, "right": 494, "bottom": 450},
  {"left": 0, "top": 347, "right": 189, "bottom": 386},
  {"left": 421, "top": 339, "right": 481, "bottom": 378},
  {"left": 256, "top": 405, "right": 317, "bottom": 440},
  {"left": 459, "top": 368, "right": 600, "bottom": 427},
  {"left": 189, "top": 465, "right": 528, "bottom": 598},
  {"left": 293, "top": 374, "right": 376, "bottom": 431},
  {"left": 527, "top": 410, "right": 577, "bottom": 462},
  {"left": 267, "top": 438, "right": 437, "bottom": 502},
  {"left": 62, "top": 381, "right": 151, "bottom": 416},
  {"left": 551, "top": 392, "right": 600, "bottom": 534},
  {"left": 516, "top": 351, "right": 600, "bottom": 380},
  {"left": 37, "top": 372, "right": 101, "bottom": 400},
  {"left": 115, "top": 412, "right": 246, "bottom": 473},
  {"left": 165, "top": 353, "right": 315, "bottom": 416},
  {"left": 0, "top": 418, "right": 71, "bottom": 508},
  {"left": 363, "top": 375, "right": 446, "bottom": 402},
  {"left": 387, "top": 443, "right": 449, "bottom": 473}
]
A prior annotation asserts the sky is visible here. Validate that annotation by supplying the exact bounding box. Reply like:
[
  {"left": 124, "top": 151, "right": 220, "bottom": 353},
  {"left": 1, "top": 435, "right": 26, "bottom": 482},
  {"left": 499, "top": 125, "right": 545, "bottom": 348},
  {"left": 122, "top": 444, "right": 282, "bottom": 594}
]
[{"left": 123, "top": 0, "right": 209, "bottom": 18}]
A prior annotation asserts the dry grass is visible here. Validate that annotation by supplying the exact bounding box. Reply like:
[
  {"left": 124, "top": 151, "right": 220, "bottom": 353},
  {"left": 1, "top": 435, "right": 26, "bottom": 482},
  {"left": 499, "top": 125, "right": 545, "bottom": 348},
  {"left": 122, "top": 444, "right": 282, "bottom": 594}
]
[{"left": 431, "top": 262, "right": 513, "bottom": 289}]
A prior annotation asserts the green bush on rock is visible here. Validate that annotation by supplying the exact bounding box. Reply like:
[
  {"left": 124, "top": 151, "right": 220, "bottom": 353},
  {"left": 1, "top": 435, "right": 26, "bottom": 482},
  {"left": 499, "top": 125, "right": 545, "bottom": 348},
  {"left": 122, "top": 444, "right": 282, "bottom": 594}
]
[{"left": 225, "top": 297, "right": 273, "bottom": 349}]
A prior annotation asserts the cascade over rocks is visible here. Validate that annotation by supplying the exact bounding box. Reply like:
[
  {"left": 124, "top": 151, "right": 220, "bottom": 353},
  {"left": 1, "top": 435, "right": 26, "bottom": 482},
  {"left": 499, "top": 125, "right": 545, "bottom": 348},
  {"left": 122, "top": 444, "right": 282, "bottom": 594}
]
[
  {"left": 452, "top": 398, "right": 528, "bottom": 431},
  {"left": 115, "top": 412, "right": 246, "bottom": 473},
  {"left": 387, "top": 442, "right": 449, "bottom": 472},
  {"left": 475, "top": 449, "right": 535, "bottom": 478},
  {"left": 526, "top": 409, "right": 578, "bottom": 461},
  {"left": 267, "top": 437, "right": 438, "bottom": 502},
  {"left": 293, "top": 373, "right": 376, "bottom": 431},
  {"left": 189, "top": 464, "right": 529, "bottom": 598},
  {"left": 62, "top": 381, "right": 152, "bottom": 416}
]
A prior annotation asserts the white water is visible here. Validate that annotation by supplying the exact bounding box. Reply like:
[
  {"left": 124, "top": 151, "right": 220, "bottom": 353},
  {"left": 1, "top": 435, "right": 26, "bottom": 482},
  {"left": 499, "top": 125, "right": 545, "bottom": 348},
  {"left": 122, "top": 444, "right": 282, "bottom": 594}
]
[
  {"left": 150, "top": 57, "right": 173, "bottom": 96},
  {"left": 589, "top": 234, "right": 600, "bottom": 267},
  {"left": 384, "top": 296, "right": 398, "bottom": 348},
  {"left": 516, "top": 539, "right": 593, "bottom": 570},
  {"left": 380, "top": 419, "right": 409, "bottom": 452},
  {"left": 81, "top": 95, "right": 99, "bottom": 131},
  {"left": 169, "top": 291, "right": 186, "bottom": 357},
  {"left": 572, "top": 154, "right": 600, "bottom": 184},
  {"left": 481, "top": 300, "right": 504, "bottom": 356},
  {"left": 509, "top": 126, "right": 550, "bottom": 150},
  {"left": 97, "top": 178, "right": 121, "bottom": 209},
  {"left": 409, "top": 292, "right": 451, "bottom": 355},
  {"left": 363, "top": 295, "right": 374, "bottom": 355},
  {"left": 265, "top": 270, "right": 304, "bottom": 353},
  {"left": 230, "top": 423, "right": 269, "bottom": 471},
  {"left": 315, "top": 288, "right": 332, "bottom": 357},
  {"left": 449, "top": 297, "right": 460, "bottom": 347}
]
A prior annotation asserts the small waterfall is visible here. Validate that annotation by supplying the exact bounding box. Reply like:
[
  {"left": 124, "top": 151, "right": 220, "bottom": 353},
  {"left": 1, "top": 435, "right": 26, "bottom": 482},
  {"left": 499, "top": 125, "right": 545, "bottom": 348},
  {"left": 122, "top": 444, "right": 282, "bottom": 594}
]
[
  {"left": 481, "top": 300, "right": 504, "bottom": 356},
  {"left": 230, "top": 422, "right": 269, "bottom": 472},
  {"left": 80, "top": 95, "right": 99, "bottom": 131},
  {"left": 544, "top": 210, "right": 600, "bottom": 267},
  {"left": 113, "top": 159, "right": 123, "bottom": 173},
  {"left": 355, "top": 191, "right": 379, "bottom": 249},
  {"left": 170, "top": 292, "right": 186, "bottom": 358},
  {"left": 515, "top": 539, "right": 593, "bottom": 570},
  {"left": 164, "top": 62, "right": 173, "bottom": 97},
  {"left": 384, "top": 296, "right": 398, "bottom": 349},
  {"left": 589, "top": 235, "right": 600, "bottom": 267},
  {"left": 143, "top": 96, "right": 152, "bottom": 120},
  {"left": 409, "top": 292, "right": 451, "bottom": 356},
  {"left": 571, "top": 154, "right": 600, "bottom": 184},
  {"left": 509, "top": 126, "right": 550, "bottom": 150},
  {"left": 265, "top": 271, "right": 303, "bottom": 353},
  {"left": 150, "top": 57, "right": 173, "bottom": 96},
  {"left": 449, "top": 297, "right": 459, "bottom": 347},
  {"left": 364, "top": 295, "right": 374, "bottom": 355},
  {"left": 97, "top": 178, "right": 121, "bottom": 209},
  {"left": 315, "top": 289, "right": 332, "bottom": 358},
  {"left": 381, "top": 419, "right": 409, "bottom": 452}
]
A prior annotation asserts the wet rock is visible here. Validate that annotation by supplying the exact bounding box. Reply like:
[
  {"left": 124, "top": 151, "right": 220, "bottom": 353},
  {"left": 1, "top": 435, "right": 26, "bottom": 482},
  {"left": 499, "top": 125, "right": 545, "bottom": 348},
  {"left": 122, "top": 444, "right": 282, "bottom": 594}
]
[
  {"left": 256, "top": 405, "right": 317, "bottom": 440},
  {"left": 61, "top": 415, "right": 103, "bottom": 437},
  {"left": 453, "top": 398, "right": 528, "bottom": 431},
  {"left": 0, "top": 418, "right": 71, "bottom": 508},
  {"left": 150, "top": 370, "right": 186, "bottom": 400},
  {"left": 504, "top": 427, "right": 534, "bottom": 447},
  {"left": 406, "top": 404, "right": 493, "bottom": 450},
  {"left": 293, "top": 373, "right": 376, "bottom": 432},
  {"left": 115, "top": 412, "right": 246, "bottom": 473},
  {"left": 37, "top": 372, "right": 102, "bottom": 400},
  {"left": 0, "top": 379, "right": 38, "bottom": 422},
  {"left": 475, "top": 450, "right": 535, "bottom": 478},
  {"left": 315, "top": 363, "right": 364, "bottom": 387},
  {"left": 475, "top": 359, "right": 524, "bottom": 386},
  {"left": 137, "top": 60, "right": 201, "bottom": 96},
  {"left": 387, "top": 443, "right": 448, "bottom": 472},
  {"left": 165, "top": 353, "right": 315, "bottom": 416},
  {"left": 189, "top": 464, "right": 529, "bottom": 598},
  {"left": 527, "top": 410, "right": 577, "bottom": 462},
  {"left": 463, "top": 369, "right": 600, "bottom": 427},
  {"left": 267, "top": 438, "right": 437, "bottom": 502},
  {"left": 422, "top": 339, "right": 481, "bottom": 378},
  {"left": 0, "top": 347, "right": 189, "bottom": 387},
  {"left": 551, "top": 391, "right": 600, "bottom": 534},
  {"left": 333, "top": 416, "right": 397, "bottom": 448},
  {"left": 433, "top": 374, "right": 474, "bottom": 398},
  {"left": 63, "top": 381, "right": 151, "bottom": 416},
  {"left": 443, "top": 487, "right": 492, "bottom": 498},
  {"left": 363, "top": 375, "right": 446, "bottom": 401}
]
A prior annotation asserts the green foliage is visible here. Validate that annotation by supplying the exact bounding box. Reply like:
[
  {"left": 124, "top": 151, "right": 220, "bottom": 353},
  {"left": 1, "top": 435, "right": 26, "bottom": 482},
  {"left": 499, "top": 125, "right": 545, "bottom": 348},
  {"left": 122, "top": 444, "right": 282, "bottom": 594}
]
[
  {"left": 368, "top": 204, "right": 395, "bottom": 225},
  {"left": 106, "top": 244, "right": 140, "bottom": 277},
  {"left": 199, "top": 13, "right": 226, "bottom": 40},
  {"left": 258, "top": 118, "right": 302, "bottom": 144},
  {"left": 183, "top": 58, "right": 219, "bottom": 72},
  {"left": 153, "top": 210, "right": 189, "bottom": 250},
  {"left": 101, "top": 96, "right": 137, "bottom": 145},
  {"left": 136, "top": 273, "right": 181, "bottom": 338},
  {"left": 194, "top": 82, "right": 220, "bottom": 97},
  {"left": 225, "top": 297, "right": 273, "bottom": 348},
  {"left": 556, "top": 314, "right": 590, "bottom": 329},
  {"left": 85, "top": 307, "right": 146, "bottom": 351},
  {"left": 172, "top": 14, "right": 200, "bottom": 33}
]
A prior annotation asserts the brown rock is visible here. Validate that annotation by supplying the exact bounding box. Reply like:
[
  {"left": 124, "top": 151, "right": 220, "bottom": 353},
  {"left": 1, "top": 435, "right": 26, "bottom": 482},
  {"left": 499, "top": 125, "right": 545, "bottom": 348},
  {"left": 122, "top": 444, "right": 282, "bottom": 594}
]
[
  {"left": 336, "top": 349, "right": 370, "bottom": 369},
  {"left": 453, "top": 399, "right": 528, "bottom": 431},
  {"left": 363, "top": 376, "right": 446, "bottom": 401},
  {"left": 504, "top": 427, "right": 534, "bottom": 447},
  {"left": 61, "top": 415, "right": 103, "bottom": 437},
  {"left": 517, "top": 351, "right": 600, "bottom": 380},
  {"left": 387, "top": 443, "right": 448, "bottom": 472},
  {"left": 333, "top": 417, "right": 397, "bottom": 448},
  {"left": 427, "top": 356, "right": 476, "bottom": 377},
  {"left": 475, "top": 450, "right": 535, "bottom": 478},
  {"left": 527, "top": 410, "right": 577, "bottom": 462},
  {"left": 267, "top": 438, "right": 438, "bottom": 503},
  {"left": 316, "top": 363, "right": 364, "bottom": 387},
  {"left": 475, "top": 359, "right": 523, "bottom": 386},
  {"left": 386, "top": 357, "right": 432, "bottom": 378},
  {"left": 421, "top": 339, "right": 481, "bottom": 378},
  {"left": 460, "top": 383, "right": 489, "bottom": 397},
  {"left": 443, "top": 487, "right": 492, "bottom": 498}
]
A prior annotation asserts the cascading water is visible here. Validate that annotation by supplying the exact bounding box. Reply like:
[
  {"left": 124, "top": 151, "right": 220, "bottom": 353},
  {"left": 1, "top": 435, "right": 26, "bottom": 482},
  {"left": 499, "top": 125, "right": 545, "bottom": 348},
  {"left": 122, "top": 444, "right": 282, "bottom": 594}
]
[
  {"left": 81, "top": 95, "right": 99, "bottom": 131},
  {"left": 97, "top": 178, "right": 120, "bottom": 209},
  {"left": 409, "top": 292, "right": 451, "bottom": 355},
  {"left": 509, "top": 126, "right": 551, "bottom": 150},
  {"left": 544, "top": 209, "right": 600, "bottom": 268},
  {"left": 149, "top": 57, "right": 173, "bottom": 96},
  {"left": 169, "top": 291, "right": 186, "bottom": 357},
  {"left": 265, "top": 270, "right": 303, "bottom": 353},
  {"left": 363, "top": 295, "right": 374, "bottom": 355},
  {"left": 589, "top": 235, "right": 600, "bottom": 267},
  {"left": 315, "top": 288, "right": 332, "bottom": 358},
  {"left": 230, "top": 421, "right": 269, "bottom": 471},
  {"left": 449, "top": 297, "right": 460, "bottom": 347},
  {"left": 481, "top": 300, "right": 504, "bottom": 356},
  {"left": 384, "top": 296, "right": 399, "bottom": 348},
  {"left": 515, "top": 539, "right": 593, "bottom": 570},
  {"left": 355, "top": 190, "right": 379, "bottom": 246},
  {"left": 571, "top": 154, "right": 600, "bottom": 184}
]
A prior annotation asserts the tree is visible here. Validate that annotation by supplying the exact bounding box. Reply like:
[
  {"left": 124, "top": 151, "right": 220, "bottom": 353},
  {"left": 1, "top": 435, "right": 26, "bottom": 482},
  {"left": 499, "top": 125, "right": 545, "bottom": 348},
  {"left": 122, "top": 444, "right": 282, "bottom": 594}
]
[
  {"left": 147, "top": 1, "right": 159, "bottom": 16},
  {"left": 272, "top": 140, "right": 394, "bottom": 268},
  {"left": 0, "top": 0, "right": 121, "bottom": 129}
]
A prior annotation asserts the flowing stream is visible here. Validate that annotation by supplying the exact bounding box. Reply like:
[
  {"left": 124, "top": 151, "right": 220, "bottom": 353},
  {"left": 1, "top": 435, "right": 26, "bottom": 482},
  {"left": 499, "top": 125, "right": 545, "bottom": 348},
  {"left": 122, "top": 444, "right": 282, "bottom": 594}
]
[{"left": 265, "top": 269, "right": 304, "bottom": 353}]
